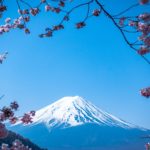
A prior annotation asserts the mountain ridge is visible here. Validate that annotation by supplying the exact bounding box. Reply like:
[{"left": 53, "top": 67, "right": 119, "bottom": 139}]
[
  {"left": 9, "top": 96, "right": 150, "bottom": 150},
  {"left": 29, "top": 96, "right": 142, "bottom": 130}
]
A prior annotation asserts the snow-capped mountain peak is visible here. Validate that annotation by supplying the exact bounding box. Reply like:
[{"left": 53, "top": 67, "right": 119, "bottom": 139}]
[{"left": 31, "top": 96, "right": 136, "bottom": 129}]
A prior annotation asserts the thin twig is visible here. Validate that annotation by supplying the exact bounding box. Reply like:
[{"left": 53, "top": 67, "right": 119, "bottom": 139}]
[
  {"left": 19, "top": 0, "right": 32, "bottom": 9},
  {"left": 113, "top": 3, "right": 139, "bottom": 17}
]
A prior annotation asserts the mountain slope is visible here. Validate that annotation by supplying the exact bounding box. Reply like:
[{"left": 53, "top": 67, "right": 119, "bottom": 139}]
[
  {"left": 30, "top": 96, "right": 138, "bottom": 129},
  {"left": 9, "top": 96, "right": 150, "bottom": 150}
]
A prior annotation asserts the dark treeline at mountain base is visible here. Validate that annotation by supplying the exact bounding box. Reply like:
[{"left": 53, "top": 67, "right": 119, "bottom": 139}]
[{"left": 0, "top": 130, "right": 47, "bottom": 150}]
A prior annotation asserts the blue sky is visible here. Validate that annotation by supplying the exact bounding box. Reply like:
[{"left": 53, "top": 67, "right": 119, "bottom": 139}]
[{"left": 0, "top": 0, "right": 150, "bottom": 129}]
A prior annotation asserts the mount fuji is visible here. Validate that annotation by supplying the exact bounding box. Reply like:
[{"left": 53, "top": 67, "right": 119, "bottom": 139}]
[{"left": 9, "top": 96, "right": 150, "bottom": 150}]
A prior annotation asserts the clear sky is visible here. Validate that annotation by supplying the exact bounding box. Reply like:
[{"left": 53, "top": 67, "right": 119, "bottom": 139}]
[{"left": 0, "top": 0, "right": 150, "bottom": 129}]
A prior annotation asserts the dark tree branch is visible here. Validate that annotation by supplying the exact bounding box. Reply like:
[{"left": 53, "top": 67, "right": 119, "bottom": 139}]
[
  {"left": 58, "top": 0, "right": 94, "bottom": 26},
  {"left": 19, "top": 0, "right": 32, "bottom": 9},
  {"left": 95, "top": 0, "right": 150, "bottom": 65},
  {"left": 83, "top": 3, "right": 90, "bottom": 22}
]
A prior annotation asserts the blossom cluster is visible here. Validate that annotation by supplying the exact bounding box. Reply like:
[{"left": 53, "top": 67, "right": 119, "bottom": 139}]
[
  {"left": 1, "top": 139, "right": 32, "bottom": 150},
  {"left": 146, "top": 142, "right": 150, "bottom": 150},
  {"left": 21, "top": 111, "right": 35, "bottom": 124},
  {"left": 140, "top": 0, "right": 150, "bottom": 5},
  {"left": 136, "top": 14, "right": 150, "bottom": 55},
  {"left": 0, "top": 0, "right": 65, "bottom": 37},
  {"left": 40, "top": 7, "right": 101, "bottom": 37},
  {"left": 0, "top": 0, "right": 149, "bottom": 42},
  {"left": 140, "top": 87, "right": 150, "bottom": 98},
  {"left": 118, "top": 4, "right": 150, "bottom": 56},
  {"left": 0, "top": 123, "right": 8, "bottom": 139},
  {"left": 0, "top": 16, "right": 30, "bottom": 35},
  {"left": 0, "top": 4, "right": 7, "bottom": 18},
  {"left": 0, "top": 101, "right": 35, "bottom": 139}
]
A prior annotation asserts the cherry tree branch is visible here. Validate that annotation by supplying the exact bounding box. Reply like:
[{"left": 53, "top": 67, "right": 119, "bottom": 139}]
[
  {"left": 95, "top": 0, "right": 150, "bottom": 65},
  {"left": 113, "top": 3, "right": 139, "bottom": 17}
]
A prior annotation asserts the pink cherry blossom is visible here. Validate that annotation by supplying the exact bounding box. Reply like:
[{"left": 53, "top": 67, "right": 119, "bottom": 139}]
[
  {"left": 18, "top": 9, "right": 23, "bottom": 15},
  {"left": 1, "top": 107, "right": 14, "bottom": 119},
  {"left": 59, "top": 1, "right": 65, "bottom": 7},
  {"left": 76, "top": 22, "right": 86, "bottom": 29},
  {"left": 30, "top": 8, "right": 39, "bottom": 16},
  {"left": 45, "top": 5, "right": 51, "bottom": 12},
  {"left": 137, "top": 46, "right": 150, "bottom": 55},
  {"left": 138, "top": 13, "right": 150, "bottom": 22},
  {"left": 5, "top": 18, "right": 11, "bottom": 23},
  {"left": 137, "top": 22, "right": 149, "bottom": 34},
  {"left": 139, "top": 0, "right": 149, "bottom": 5},
  {"left": 93, "top": 9, "right": 101, "bottom": 16},
  {"left": 140, "top": 87, "right": 150, "bottom": 98},
  {"left": 41, "top": 0, "right": 46, "bottom": 3},
  {"left": 30, "top": 110, "right": 36, "bottom": 116},
  {"left": 9, "top": 117, "right": 18, "bottom": 124},
  {"left": 21, "top": 113, "right": 33, "bottom": 124},
  {"left": 119, "top": 17, "right": 126, "bottom": 26},
  {"left": 0, "top": 6, "right": 7, "bottom": 12},
  {"left": 144, "top": 36, "right": 150, "bottom": 46},
  {"left": 128, "top": 21, "right": 138, "bottom": 27},
  {"left": 0, "top": 123, "right": 8, "bottom": 139},
  {"left": 24, "top": 28, "right": 30, "bottom": 34},
  {"left": 53, "top": 24, "right": 64, "bottom": 30},
  {"left": 51, "top": 7, "right": 61, "bottom": 13},
  {"left": 10, "top": 101, "right": 19, "bottom": 110}
]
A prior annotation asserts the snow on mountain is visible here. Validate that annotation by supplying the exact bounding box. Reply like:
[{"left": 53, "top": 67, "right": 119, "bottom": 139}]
[
  {"left": 10, "top": 96, "right": 149, "bottom": 150},
  {"left": 30, "top": 96, "right": 137, "bottom": 129}
]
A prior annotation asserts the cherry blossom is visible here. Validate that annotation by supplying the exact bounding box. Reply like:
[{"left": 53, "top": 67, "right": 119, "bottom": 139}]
[
  {"left": 45, "top": 5, "right": 51, "bottom": 12},
  {"left": 10, "top": 101, "right": 19, "bottom": 111},
  {"left": 93, "top": 9, "right": 101, "bottom": 17},
  {"left": 0, "top": 123, "right": 8, "bottom": 139},
  {"left": 139, "top": 0, "right": 150, "bottom": 5},
  {"left": 9, "top": 117, "right": 18, "bottom": 124},
  {"left": 140, "top": 87, "right": 150, "bottom": 98},
  {"left": 24, "top": 16, "right": 30, "bottom": 22},
  {"left": 21, "top": 113, "right": 33, "bottom": 124},
  {"left": 0, "top": 6, "right": 7, "bottom": 12},
  {"left": 30, "top": 8, "right": 40, "bottom": 16},
  {"left": 0, "top": 100, "right": 35, "bottom": 139},
  {"left": 5, "top": 18, "right": 11, "bottom": 23},
  {"left": 137, "top": 46, "right": 150, "bottom": 55},
  {"left": 1, "top": 139, "right": 32, "bottom": 150},
  {"left": 76, "top": 22, "right": 86, "bottom": 29},
  {"left": 59, "top": 1, "right": 65, "bottom": 7},
  {"left": 53, "top": 24, "right": 64, "bottom": 30},
  {"left": 18, "top": 9, "right": 23, "bottom": 15},
  {"left": 119, "top": 17, "right": 126, "bottom": 26},
  {"left": 24, "top": 28, "right": 30, "bottom": 34},
  {"left": 1, "top": 143, "right": 9, "bottom": 150},
  {"left": 1, "top": 0, "right": 150, "bottom": 102},
  {"left": 128, "top": 21, "right": 137, "bottom": 27},
  {"left": 146, "top": 142, "right": 150, "bottom": 150},
  {"left": 63, "top": 15, "right": 69, "bottom": 21},
  {"left": 144, "top": 37, "right": 150, "bottom": 47},
  {"left": 52, "top": 7, "right": 61, "bottom": 13},
  {"left": 41, "top": 0, "right": 46, "bottom": 3},
  {"left": 138, "top": 13, "right": 150, "bottom": 22},
  {"left": 30, "top": 110, "right": 36, "bottom": 116},
  {"left": 1, "top": 107, "right": 14, "bottom": 119}
]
